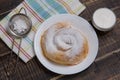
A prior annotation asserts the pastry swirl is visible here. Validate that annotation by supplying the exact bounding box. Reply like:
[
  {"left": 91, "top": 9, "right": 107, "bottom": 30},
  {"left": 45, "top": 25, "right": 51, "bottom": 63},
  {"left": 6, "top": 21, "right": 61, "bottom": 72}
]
[{"left": 41, "top": 22, "right": 88, "bottom": 65}]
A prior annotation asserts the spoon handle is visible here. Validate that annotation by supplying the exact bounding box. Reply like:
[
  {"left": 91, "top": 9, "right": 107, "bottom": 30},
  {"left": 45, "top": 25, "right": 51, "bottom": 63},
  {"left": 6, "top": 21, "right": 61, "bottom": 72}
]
[{"left": 13, "top": 38, "right": 22, "bottom": 74}]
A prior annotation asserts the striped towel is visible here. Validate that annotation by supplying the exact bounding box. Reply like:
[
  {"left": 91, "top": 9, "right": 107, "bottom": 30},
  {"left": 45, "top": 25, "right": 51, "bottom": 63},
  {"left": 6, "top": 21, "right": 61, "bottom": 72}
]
[{"left": 0, "top": 0, "right": 86, "bottom": 63}]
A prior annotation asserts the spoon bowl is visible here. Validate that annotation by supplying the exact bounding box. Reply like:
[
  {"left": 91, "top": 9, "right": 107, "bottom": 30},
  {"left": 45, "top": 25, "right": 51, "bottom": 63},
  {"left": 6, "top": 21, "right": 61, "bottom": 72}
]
[{"left": 7, "top": 13, "right": 32, "bottom": 38}]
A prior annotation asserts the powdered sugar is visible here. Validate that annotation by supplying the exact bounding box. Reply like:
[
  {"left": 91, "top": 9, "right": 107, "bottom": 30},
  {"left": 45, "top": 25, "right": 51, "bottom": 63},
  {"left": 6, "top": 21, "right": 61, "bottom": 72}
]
[
  {"left": 13, "top": 19, "right": 28, "bottom": 33},
  {"left": 44, "top": 23, "right": 85, "bottom": 59}
]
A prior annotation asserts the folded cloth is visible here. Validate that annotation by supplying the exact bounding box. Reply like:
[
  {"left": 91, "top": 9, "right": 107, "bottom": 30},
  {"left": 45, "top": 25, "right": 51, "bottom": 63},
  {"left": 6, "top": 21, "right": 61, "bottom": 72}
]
[{"left": 0, "top": 0, "right": 86, "bottom": 63}]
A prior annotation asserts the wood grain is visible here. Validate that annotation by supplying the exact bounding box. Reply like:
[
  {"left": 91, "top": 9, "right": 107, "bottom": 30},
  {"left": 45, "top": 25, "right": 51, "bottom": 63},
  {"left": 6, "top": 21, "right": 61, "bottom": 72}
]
[{"left": 0, "top": 0, "right": 120, "bottom": 80}]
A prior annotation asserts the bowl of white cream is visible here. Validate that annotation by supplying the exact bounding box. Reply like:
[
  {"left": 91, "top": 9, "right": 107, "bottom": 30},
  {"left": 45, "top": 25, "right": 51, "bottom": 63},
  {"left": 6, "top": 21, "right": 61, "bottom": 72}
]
[{"left": 92, "top": 8, "right": 116, "bottom": 31}]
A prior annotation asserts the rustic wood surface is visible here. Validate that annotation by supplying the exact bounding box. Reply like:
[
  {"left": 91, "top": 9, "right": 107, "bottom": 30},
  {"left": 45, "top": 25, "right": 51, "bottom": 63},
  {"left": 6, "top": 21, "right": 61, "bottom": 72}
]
[{"left": 0, "top": 0, "right": 120, "bottom": 80}]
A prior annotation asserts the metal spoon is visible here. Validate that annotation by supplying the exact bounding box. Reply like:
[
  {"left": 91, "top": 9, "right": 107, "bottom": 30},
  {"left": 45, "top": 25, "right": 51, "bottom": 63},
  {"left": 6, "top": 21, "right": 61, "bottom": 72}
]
[{"left": 6, "top": 7, "right": 32, "bottom": 78}]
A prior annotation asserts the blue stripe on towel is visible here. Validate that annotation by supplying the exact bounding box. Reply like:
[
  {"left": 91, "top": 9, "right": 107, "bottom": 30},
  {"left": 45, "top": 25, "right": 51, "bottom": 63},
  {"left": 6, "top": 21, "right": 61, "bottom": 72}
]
[
  {"left": 45, "top": 0, "right": 67, "bottom": 13},
  {"left": 26, "top": 0, "right": 51, "bottom": 19}
]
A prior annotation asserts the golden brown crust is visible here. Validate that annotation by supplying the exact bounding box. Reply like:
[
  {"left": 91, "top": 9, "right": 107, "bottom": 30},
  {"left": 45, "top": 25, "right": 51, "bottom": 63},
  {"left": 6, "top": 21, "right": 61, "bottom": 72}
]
[{"left": 40, "top": 22, "right": 89, "bottom": 65}]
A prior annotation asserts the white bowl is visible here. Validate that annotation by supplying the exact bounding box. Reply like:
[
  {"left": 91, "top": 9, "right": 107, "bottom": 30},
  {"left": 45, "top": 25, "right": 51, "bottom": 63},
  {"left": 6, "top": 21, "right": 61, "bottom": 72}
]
[{"left": 92, "top": 8, "right": 116, "bottom": 31}]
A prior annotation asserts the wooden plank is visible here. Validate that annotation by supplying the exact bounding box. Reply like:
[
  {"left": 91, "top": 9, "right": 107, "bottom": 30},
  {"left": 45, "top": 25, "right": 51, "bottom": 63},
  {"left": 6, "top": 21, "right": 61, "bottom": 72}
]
[{"left": 0, "top": 0, "right": 120, "bottom": 80}]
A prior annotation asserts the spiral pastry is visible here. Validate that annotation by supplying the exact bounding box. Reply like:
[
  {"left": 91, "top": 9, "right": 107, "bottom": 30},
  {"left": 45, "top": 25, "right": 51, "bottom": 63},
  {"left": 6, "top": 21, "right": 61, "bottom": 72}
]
[{"left": 41, "top": 22, "right": 88, "bottom": 65}]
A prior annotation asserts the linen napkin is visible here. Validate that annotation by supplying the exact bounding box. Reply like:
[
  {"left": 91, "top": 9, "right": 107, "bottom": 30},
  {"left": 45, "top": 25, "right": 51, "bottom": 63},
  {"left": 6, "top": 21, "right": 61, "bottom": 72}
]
[{"left": 0, "top": 0, "right": 86, "bottom": 63}]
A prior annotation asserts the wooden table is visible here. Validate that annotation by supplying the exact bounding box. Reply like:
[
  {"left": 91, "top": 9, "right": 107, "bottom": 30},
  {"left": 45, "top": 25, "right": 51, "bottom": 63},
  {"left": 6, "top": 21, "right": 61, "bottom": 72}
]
[{"left": 0, "top": 0, "right": 120, "bottom": 80}]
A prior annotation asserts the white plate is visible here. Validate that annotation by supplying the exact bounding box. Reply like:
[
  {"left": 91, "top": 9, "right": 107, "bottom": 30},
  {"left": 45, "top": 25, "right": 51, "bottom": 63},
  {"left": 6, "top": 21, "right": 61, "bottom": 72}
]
[{"left": 34, "top": 14, "right": 98, "bottom": 75}]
